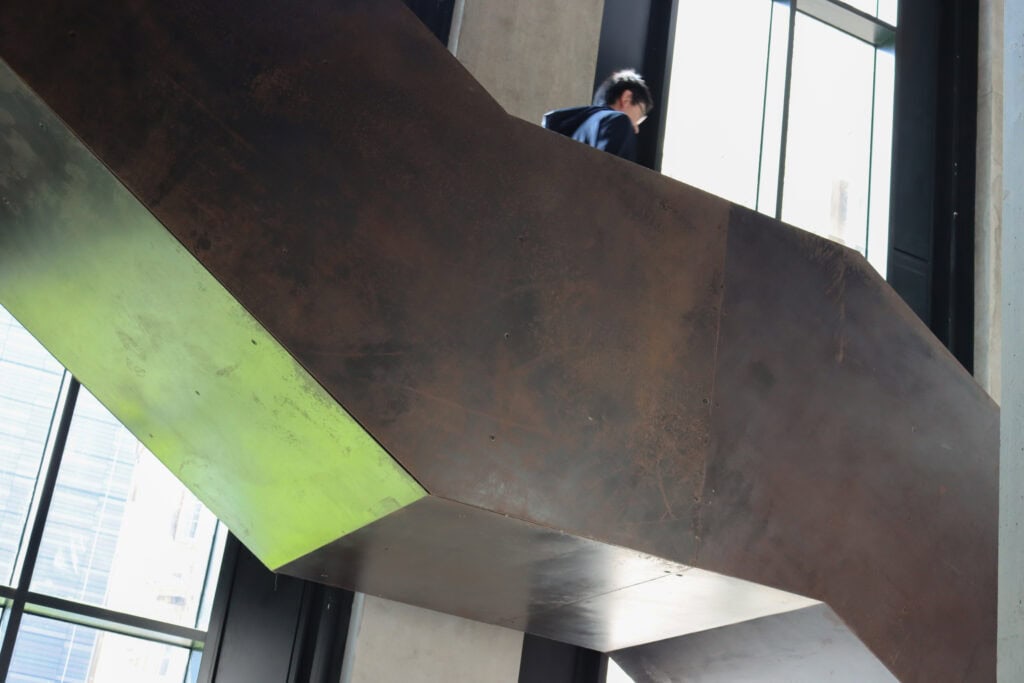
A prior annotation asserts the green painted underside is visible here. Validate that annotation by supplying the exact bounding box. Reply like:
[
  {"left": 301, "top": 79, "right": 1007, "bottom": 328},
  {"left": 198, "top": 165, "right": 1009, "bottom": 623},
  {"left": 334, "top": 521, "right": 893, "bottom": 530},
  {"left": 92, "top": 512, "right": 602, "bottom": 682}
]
[{"left": 0, "top": 63, "right": 425, "bottom": 570}]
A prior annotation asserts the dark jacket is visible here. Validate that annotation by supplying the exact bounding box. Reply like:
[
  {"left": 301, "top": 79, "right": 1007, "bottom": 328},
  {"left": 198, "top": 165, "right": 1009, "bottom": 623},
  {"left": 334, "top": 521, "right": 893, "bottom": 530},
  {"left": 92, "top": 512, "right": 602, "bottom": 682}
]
[{"left": 542, "top": 106, "right": 637, "bottom": 162}]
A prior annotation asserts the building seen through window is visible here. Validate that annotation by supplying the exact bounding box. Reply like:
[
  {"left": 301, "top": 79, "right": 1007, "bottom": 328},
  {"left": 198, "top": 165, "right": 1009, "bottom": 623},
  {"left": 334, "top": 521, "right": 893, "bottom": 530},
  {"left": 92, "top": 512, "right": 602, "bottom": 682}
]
[
  {"left": 0, "top": 306, "right": 225, "bottom": 682},
  {"left": 661, "top": 0, "right": 896, "bottom": 275}
]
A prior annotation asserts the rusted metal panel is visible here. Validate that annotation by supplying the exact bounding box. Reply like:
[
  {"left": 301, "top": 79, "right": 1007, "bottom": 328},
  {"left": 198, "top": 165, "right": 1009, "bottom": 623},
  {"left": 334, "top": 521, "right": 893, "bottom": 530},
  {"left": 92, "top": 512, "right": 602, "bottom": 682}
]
[
  {"left": 278, "top": 496, "right": 816, "bottom": 652},
  {"left": 699, "top": 207, "right": 998, "bottom": 681},
  {"left": 611, "top": 604, "right": 898, "bottom": 682},
  {"left": 0, "top": 0, "right": 728, "bottom": 564}
]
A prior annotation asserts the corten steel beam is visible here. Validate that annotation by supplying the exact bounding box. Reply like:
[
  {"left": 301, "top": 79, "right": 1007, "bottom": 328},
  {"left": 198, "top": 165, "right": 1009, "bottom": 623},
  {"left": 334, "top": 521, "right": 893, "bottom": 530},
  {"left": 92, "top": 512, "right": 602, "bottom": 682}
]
[{"left": 0, "top": 1, "right": 997, "bottom": 680}]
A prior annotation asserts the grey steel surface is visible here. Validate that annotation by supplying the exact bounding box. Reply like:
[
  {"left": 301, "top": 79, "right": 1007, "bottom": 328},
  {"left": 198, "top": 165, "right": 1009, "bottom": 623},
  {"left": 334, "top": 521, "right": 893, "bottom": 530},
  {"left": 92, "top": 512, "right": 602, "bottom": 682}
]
[{"left": 611, "top": 604, "right": 898, "bottom": 682}]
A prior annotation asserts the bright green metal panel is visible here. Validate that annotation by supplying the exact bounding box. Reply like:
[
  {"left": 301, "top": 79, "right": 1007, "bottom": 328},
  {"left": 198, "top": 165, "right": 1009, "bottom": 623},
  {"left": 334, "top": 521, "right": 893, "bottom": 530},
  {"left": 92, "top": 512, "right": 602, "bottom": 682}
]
[{"left": 0, "top": 63, "right": 425, "bottom": 570}]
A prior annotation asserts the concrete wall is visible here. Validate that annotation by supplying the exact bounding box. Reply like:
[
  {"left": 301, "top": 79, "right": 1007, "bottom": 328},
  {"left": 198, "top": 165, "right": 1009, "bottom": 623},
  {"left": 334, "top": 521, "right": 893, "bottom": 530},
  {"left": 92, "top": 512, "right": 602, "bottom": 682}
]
[
  {"left": 976, "top": 0, "right": 1004, "bottom": 402},
  {"left": 450, "top": 0, "right": 606, "bottom": 123},
  {"left": 999, "top": 0, "right": 1023, "bottom": 678},
  {"left": 342, "top": 595, "right": 524, "bottom": 683}
]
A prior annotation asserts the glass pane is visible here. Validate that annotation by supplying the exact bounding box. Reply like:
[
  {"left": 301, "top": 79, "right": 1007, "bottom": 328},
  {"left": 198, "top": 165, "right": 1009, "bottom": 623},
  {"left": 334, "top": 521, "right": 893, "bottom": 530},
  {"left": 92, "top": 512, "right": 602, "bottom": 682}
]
[
  {"left": 878, "top": 0, "right": 897, "bottom": 25},
  {"left": 7, "top": 614, "right": 189, "bottom": 683},
  {"left": 185, "top": 650, "right": 202, "bottom": 683},
  {"left": 867, "top": 47, "right": 895, "bottom": 276},
  {"left": 31, "top": 389, "right": 220, "bottom": 627},
  {"left": 606, "top": 658, "right": 635, "bottom": 682},
  {"left": 0, "top": 306, "right": 65, "bottom": 585},
  {"left": 662, "top": 0, "right": 774, "bottom": 207},
  {"left": 756, "top": 0, "right": 793, "bottom": 216},
  {"left": 782, "top": 14, "right": 875, "bottom": 254}
]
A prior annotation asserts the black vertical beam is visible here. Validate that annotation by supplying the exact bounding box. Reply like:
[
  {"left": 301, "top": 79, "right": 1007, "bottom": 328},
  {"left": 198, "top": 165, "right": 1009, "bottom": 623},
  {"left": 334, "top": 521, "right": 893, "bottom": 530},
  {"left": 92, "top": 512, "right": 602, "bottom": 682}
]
[
  {"left": 196, "top": 535, "right": 240, "bottom": 683},
  {"left": 593, "top": 1, "right": 653, "bottom": 100},
  {"left": 198, "top": 538, "right": 354, "bottom": 683},
  {"left": 287, "top": 584, "right": 352, "bottom": 683},
  {"left": 592, "top": 0, "right": 674, "bottom": 171},
  {"left": 638, "top": 0, "right": 677, "bottom": 171},
  {"left": 931, "top": 0, "right": 978, "bottom": 370},
  {"left": 402, "top": 0, "right": 457, "bottom": 46},
  {"left": 888, "top": 0, "right": 978, "bottom": 370},
  {"left": 887, "top": 0, "right": 939, "bottom": 325},
  {"left": 518, "top": 634, "right": 607, "bottom": 683},
  {"left": 200, "top": 541, "right": 304, "bottom": 683}
]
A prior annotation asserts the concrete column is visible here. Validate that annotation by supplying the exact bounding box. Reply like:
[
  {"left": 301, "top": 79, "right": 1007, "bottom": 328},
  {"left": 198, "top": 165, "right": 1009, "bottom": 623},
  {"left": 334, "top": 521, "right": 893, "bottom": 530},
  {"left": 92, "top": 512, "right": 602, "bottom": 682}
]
[
  {"left": 999, "top": 0, "right": 1024, "bottom": 678},
  {"left": 341, "top": 594, "right": 524, "bottom": 683},
  {"left": 450, "top": 0, "right": 606, "bottom": 123},
  {"left": 976, "top": 0, "right": 1003, "bottom": 402}
]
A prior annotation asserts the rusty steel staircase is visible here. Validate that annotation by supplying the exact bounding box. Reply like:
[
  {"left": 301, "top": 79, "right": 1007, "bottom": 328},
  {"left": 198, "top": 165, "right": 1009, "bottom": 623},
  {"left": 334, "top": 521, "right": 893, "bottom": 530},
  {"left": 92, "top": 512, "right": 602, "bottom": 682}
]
[{"left": 0, "top": 1, "right": 997, "bottom": 680}]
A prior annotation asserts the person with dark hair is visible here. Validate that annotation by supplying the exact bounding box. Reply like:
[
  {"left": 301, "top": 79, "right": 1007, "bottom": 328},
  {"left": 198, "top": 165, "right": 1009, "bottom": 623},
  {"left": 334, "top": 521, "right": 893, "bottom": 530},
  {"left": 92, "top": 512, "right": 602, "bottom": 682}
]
[{"left": 542, "top": 69, "right": 654, "bottom": 162}]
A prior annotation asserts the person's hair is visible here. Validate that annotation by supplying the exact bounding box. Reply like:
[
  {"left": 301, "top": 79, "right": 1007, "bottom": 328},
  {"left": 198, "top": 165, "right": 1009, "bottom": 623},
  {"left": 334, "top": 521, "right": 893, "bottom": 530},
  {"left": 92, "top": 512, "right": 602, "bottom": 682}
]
[{"left": 593, "top": 69, "right": 654, "bottom": 111}]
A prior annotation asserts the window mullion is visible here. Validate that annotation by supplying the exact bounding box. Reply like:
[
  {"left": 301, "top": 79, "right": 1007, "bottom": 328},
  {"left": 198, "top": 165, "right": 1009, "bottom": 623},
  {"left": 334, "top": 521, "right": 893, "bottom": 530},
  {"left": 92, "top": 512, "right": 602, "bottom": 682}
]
[
  {"left": 20, "top": 591, "right": 206, "bottom": 649},
  {"left": 0, "top": 378, "right": 81, "bottom": 679},
  {"left": 755, "top": 0, "right": 779, "bottom": 213},
  {"left": 865, "top": 47, "right": 881, "bottom": 261},
  {"left": 799, "top": 0, "right": 896, "bottom": 46},
  {"left": 775, "top": 0, "right": 798, "bottom": 220}
]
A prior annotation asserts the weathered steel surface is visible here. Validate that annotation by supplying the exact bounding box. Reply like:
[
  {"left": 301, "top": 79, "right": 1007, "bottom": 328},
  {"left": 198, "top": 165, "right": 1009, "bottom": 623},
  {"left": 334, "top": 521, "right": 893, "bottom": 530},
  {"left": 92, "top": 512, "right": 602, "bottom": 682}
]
[
  {"left": 0, "top": 0, "right": 998, "bottom": 679},
  {"left": 0, "top": 0, "right": 728, "bottom": 565},
  {"left": 699, "top": 208, "right": 999, "bottom": 681},
  {"left": 278, "top": 496, "right": 817, "bottom": 652},
  {"left": 610, "top": 604, "right": 898, "bottom": 682}
]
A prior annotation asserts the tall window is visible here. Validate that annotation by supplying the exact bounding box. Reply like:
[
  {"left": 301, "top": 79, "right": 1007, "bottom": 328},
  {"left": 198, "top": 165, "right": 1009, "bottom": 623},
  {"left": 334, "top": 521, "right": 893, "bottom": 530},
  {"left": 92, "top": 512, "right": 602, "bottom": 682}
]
[
  {"left": 661, "top": 0, "right": 896, "bottom": 275},
  {"left": 0, "top": 306, "right": 225, "bottom": 682}
]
